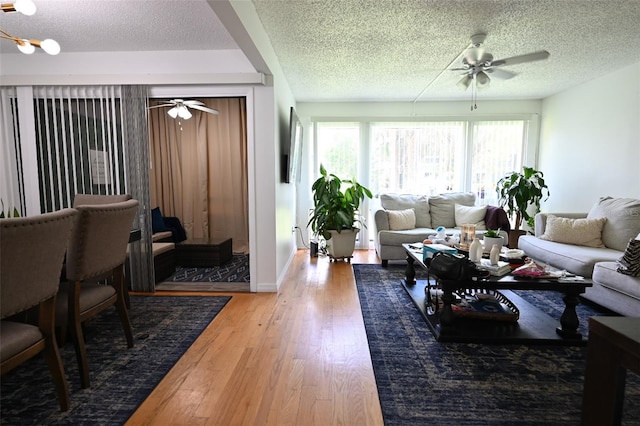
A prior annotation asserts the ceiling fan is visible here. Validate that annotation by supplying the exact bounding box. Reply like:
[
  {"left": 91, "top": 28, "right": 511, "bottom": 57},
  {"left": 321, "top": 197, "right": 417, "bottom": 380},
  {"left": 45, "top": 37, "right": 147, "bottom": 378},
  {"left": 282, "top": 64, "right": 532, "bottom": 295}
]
[
  {"left": 451, "top": 33, "right": 550, "bottom": 93},
  {"left": 148, "top": 99, "right": 219, "bottom": 120}
]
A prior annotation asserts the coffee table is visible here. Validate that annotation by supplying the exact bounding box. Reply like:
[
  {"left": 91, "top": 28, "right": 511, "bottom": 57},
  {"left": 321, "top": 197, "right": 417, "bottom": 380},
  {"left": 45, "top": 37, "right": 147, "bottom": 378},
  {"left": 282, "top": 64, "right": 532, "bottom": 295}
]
[
  {"left": 401, "top": 243, "right": 593, "bottom": 345},
  {"left": 176, "top": 237, "right": 233, "bottom": 267}
]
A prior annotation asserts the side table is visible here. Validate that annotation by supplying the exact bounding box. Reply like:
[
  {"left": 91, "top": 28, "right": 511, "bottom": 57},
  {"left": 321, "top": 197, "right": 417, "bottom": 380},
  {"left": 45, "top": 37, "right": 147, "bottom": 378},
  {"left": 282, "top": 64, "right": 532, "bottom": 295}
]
[
  {"left": 176, "top": 237, "right": 233, "bottom": 267},
  {"left": 581, "top": 316, "right": 640, "bottom": 425}
]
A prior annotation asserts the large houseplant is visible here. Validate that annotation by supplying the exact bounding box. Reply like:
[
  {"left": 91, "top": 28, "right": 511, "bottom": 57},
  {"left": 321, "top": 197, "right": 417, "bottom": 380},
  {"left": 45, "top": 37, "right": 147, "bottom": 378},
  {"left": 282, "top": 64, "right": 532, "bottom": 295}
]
[
  {"left": 496, "top": 166, "right": 550, "bottom": 246},
  {"left": 308, "top": 165, "right": 372, "bottom": 259}
]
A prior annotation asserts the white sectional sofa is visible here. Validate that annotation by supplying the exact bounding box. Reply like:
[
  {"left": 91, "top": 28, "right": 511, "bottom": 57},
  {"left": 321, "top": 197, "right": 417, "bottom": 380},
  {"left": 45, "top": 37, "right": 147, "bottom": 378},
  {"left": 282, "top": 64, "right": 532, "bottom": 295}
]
[
  {"left": 518, "top": 197, "right": 640, "bottom": 316},
  {"left": 374, "top": 192, "right": 511, "bottom": 266}
]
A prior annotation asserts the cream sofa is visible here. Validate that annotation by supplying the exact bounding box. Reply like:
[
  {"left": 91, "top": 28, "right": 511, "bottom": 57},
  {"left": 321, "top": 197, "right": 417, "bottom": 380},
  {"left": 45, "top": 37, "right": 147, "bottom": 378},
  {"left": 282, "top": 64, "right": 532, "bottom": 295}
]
[
  {"left": 374, "top": 192, "right": 510, "bottom": 266},
  {"left": 518, "top": 197, "right": 640, "bottom": 316}
]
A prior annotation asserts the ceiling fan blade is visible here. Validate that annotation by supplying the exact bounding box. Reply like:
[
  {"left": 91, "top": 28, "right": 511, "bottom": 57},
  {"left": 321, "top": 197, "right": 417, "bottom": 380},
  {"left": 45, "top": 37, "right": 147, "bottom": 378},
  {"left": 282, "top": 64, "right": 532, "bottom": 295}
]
[
  {"left": 189, "top": 104, "right": 219, "bottom": 115},
  {"left": 148, "top": 104, "right": 174, "bottom": 109},
  {"left": 491, "top": 50, "right": 550, "bottom": 67},
  {"left": 485, "top": 68, "right": 517, "bottom": 80},
  {"left": 183, "top": 100, "right": 205, "bottom": 106}
]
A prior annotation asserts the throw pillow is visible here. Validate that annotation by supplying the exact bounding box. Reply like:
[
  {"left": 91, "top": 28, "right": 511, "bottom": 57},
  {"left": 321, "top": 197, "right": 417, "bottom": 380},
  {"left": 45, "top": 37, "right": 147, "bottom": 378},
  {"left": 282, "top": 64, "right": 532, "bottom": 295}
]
[
  {"left": 587, "top": 197, "right": 640, "bottom": 251},
  {"left": 151, "top": 207, "right": 168, "bottom": 234},
  {"left": 380, "top": 194, "right": 431, "bottom": 228},
  {"left": 540, "top": 215, "right": 606, "bottom": 247},
  {"left": 387, "top": 208, "right": 416, "bottom": 231},
  {"left": 454, "top": 204, "right": 487, "bottom": 230},
  {"left": 429, "top": 192, "right": 476, "bottom": 228},
  {"left": 617, "top": 238, "right": 640, "bottom": 276}
]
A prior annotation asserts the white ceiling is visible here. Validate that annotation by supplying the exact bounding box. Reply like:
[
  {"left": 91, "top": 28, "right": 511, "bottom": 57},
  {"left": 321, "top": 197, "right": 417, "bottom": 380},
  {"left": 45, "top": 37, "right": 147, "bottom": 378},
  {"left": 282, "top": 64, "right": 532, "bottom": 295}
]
[{"left": 1, "top": 0, "right": 639, "bottom": 102}]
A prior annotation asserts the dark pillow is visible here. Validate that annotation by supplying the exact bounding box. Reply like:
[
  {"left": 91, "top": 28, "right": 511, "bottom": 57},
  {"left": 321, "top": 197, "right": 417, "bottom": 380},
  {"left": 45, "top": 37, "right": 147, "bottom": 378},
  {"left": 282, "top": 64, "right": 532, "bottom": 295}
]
[
  {"left": 617, "top": 238, "right": 640, "bottom": 277},
  {"left": 151, "top": 207, "right": 168, "bottom": 233}
]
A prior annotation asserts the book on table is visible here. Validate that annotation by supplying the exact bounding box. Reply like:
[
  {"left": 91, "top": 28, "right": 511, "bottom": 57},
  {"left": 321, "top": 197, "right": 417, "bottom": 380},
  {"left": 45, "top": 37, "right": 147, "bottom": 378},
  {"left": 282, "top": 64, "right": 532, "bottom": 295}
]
[{"left": 478, "top": 259, "right": 512, "bottom": 276}]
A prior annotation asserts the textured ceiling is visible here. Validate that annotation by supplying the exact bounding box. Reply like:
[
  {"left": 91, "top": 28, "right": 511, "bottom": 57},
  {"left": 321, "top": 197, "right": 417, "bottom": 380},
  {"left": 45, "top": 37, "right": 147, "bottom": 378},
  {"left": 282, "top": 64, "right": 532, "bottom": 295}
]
[
  {"left": 252, "top": 0, "right": 640, "bottom": 101},
  {"left": 1, "top": 0, "right": 639, "bottom": 102}
]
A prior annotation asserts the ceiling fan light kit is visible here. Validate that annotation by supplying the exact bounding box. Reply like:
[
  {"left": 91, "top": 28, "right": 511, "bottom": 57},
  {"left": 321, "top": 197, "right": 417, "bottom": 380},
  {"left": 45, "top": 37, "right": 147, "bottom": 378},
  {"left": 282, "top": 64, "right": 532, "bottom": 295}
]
[{"left": 0, "top": 0, "right": 61, "bottom": 55}]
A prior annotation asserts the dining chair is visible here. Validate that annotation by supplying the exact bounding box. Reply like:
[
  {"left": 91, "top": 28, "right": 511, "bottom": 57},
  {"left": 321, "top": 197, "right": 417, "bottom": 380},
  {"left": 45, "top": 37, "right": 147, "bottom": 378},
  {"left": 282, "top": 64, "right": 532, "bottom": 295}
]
[
  {"left": 1, "top": 208, "right": 78, "bottom": 411},
  {"left": 72, "top": 193, "right": 132, "bottom": 207},
  {"left": 56, "top": 199, "right": 138, "bottom": 388}
]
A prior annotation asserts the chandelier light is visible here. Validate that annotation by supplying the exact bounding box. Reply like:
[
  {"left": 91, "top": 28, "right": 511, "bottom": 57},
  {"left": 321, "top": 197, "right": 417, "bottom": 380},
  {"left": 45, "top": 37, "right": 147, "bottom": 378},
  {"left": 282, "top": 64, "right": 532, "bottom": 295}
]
[
  {"left": 1, "top": 0, "right": 36, "bottom": 15},
  {"left": 1, "top": 0, "right": 60, "bottom": 55}
]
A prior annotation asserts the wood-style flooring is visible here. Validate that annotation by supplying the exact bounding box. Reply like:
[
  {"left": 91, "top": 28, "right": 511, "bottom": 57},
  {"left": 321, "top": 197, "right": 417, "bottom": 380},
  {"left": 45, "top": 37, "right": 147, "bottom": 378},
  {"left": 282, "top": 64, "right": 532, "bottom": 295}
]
[{"left": 126, "top": 249, "right": 384, "bottom": 426}]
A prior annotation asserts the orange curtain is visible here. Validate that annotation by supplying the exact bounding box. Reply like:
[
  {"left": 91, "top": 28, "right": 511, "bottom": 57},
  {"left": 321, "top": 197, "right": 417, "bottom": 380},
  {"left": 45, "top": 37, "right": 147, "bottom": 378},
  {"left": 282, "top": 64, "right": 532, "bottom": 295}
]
[{"left": 148, "top": 98, "right": 249, "bottom": 253}]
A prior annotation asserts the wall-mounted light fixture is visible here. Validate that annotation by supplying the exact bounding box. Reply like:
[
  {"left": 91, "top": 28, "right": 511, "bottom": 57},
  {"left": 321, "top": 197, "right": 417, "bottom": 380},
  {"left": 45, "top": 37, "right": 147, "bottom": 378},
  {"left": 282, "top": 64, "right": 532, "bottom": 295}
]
[{"left": 1, "top": 0, "right": 60, "bottom": 55}]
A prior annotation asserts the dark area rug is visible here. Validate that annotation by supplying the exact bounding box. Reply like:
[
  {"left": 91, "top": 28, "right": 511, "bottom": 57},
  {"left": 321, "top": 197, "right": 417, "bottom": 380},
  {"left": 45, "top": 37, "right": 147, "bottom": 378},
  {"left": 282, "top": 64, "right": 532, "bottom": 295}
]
[
  {"left": 167, "top": 253, "right": 250, "bottom": 283},
  {"left": 1, "top": 295, "right": 231, "bottom": 425},
  {"left": 354, "top": 264, "right": 640, "bottom": 426}
]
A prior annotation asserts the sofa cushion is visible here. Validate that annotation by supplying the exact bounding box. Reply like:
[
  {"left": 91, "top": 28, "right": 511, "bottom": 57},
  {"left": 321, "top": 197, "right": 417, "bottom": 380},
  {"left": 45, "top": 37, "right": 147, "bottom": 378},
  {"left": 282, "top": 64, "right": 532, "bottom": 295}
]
[
  {"left": 428, "top": 192, "right": 475, "bottom": 228},
  {"left": 587, "top": 197, "right": 640, "bottom": 251},
  {"left": 540, "top": 215, "right": 606, "bottom": 248},
  {"left": 518, "top": 235, "right": 621, "bottom": 278},
  {"left": 593, "top": 261, "right": 640, "bottom": 301},
  {"left": 380, "top": 194, "right": 431, "bottom": 228},
  {"left": 151, "top": 207, "right": 168, "bottom": 233},
  {"left": 377, "top": 228, "right": 437, "bottom": 246},
  {"left": 387, "top": 208, "right": 416, "bottom": 230},
  {"left": 454, "top": 204, "right": 487, "bottom": 230}
]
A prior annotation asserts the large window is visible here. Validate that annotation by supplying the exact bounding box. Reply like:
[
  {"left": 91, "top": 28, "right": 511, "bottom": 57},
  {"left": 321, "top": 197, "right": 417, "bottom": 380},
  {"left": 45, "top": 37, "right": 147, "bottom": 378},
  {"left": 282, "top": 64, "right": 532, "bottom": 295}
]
[
  {"left": 313, "top": 119, "right": 530, "bottom": 245},
  {"left": 317, "top": 119, "right": 527, "bottom": 204},
  {"left": 316, "top": 122, "right": 360, "bottom": 179}
]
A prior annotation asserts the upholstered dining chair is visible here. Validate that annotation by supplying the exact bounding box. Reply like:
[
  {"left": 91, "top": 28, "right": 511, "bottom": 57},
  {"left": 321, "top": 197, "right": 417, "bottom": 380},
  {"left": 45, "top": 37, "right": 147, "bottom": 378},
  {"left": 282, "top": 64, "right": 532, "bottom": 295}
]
[
  {"left": 72, "top": 193, "right": 132, "bottom": 207},
  {"left": 56, "top": 199, "right": 138, "bottom": 389},
  {"left": 1, "top": 208, "right": 78, "bottom": 411}
]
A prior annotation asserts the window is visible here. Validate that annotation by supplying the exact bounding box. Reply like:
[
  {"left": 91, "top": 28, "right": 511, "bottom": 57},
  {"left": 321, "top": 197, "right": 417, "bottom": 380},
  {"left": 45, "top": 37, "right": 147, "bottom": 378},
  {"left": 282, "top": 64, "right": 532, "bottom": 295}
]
[
  {"left": 313, "top": 118, "right": 530, "bottom": 244},
  {"left": 315, "top": 122, "right": 359, "bottom": 179},
  {"left": 370, "top": 122, "right": 465, "bottom": 196},
  {"left": 317, "top": 120, "right": 526, "bottom": 201}
]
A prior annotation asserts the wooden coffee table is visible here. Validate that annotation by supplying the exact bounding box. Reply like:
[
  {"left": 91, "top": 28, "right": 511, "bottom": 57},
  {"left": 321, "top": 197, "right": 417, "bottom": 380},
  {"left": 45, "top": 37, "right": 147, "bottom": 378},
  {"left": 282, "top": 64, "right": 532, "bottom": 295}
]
[
  {"left": 176, "top": 237, "right": 232, "bottom": 267},
  {"left": 401, "top": 243, "right": 593, "bottom": 345}
]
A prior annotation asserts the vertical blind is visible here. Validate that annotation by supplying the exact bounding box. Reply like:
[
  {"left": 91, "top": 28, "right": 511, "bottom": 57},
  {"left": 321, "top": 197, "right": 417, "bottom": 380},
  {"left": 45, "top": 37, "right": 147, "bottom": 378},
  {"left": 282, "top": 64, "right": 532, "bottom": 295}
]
[
  {"left": 0, "top": 85, "right": 155, "bottom": 292},
  {"left": 32, "top": 86, "right": 127, "bottom": 212}
]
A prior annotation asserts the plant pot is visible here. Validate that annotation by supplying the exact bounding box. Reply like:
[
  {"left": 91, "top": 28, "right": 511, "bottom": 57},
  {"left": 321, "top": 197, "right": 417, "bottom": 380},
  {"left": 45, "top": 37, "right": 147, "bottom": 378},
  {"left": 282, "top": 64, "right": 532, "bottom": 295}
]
[
  {"left": 326, "top": 229, "right": 359, "bottom": 259},
  {"left": 483, "top": 236, "right": 506, "bottom": 254},
  {"left": 508, "top": 230, "right": 526, "bottom": 248}
]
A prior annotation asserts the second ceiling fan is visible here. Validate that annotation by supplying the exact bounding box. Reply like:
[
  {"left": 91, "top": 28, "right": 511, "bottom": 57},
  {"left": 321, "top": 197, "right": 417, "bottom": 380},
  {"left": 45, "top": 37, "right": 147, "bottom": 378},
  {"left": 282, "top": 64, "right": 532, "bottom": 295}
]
[{"left": 149, "top": 99, "right": 219, "bottom": 120}]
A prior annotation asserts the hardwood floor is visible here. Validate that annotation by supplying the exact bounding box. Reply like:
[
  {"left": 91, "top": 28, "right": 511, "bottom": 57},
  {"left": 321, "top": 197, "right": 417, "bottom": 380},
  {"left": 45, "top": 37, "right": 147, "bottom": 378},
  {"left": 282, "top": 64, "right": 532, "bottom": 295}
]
[{"left": 126, "top": 249, "right": 384, "bottom": 426}]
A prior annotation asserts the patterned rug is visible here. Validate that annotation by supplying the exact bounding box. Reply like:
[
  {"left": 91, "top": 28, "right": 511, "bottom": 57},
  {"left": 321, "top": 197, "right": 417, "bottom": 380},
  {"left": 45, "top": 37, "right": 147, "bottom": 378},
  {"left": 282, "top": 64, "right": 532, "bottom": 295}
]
[
  {"left": 1, "top": 295, "right": 231, "bottom": 425},
  {"left": 167, "top": 254, "right": 250, "bottom": 283},
  {"left": 353, "top": 264, "right": 640, "bottom": 426}
]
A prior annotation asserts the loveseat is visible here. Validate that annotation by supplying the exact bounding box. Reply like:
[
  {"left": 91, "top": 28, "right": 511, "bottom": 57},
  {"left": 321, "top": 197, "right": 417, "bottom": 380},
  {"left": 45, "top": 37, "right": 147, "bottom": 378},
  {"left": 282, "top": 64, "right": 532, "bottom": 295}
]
[
  {"left": 518, "top": 197, "right": 640, "bottom": 316},
  {"left": 374, "top": 192, "right": 510, "bottom": 266}
]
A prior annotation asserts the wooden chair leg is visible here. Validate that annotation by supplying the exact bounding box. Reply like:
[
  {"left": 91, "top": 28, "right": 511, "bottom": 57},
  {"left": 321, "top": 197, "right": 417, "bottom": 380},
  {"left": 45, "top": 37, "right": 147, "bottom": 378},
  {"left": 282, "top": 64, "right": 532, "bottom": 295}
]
[
  {"left": 69, "top": 280, "right": 91, "bottom": 389},
  {"left": 113, "top": 265, "right": 134, "bottom": 348},
  {"left": 40, "top": 298, "right": 70, "bottom": 411}
]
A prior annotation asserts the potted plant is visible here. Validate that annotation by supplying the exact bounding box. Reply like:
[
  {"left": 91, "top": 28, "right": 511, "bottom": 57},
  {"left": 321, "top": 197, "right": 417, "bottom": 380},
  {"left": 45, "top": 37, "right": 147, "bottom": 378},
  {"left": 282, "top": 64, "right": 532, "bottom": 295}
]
[
  {"left": 482, "top": 228, "right": 506, "bottom": 253},
  {"left": 308, "top": 165, "right": 372, "bottom": 260},
  {"left": 496, "top": 166, "right": 550, "bottom": 247}
]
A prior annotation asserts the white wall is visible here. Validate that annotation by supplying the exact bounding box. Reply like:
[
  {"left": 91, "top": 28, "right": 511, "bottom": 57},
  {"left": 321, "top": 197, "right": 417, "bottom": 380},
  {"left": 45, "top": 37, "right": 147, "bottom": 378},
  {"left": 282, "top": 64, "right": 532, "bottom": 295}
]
[
  {"left": 226, "top": 0, "right": 298, "bottom": 291},
  {"left": 539, "top": 61, "right": 640, "bottom": 213}
]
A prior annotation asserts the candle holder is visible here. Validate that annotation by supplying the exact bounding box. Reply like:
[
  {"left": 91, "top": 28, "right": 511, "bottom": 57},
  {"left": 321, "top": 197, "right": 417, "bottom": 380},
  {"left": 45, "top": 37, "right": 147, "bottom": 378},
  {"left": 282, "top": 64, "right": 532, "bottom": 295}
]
[{"left": 460, "top": 224, "right": 476, "bottom": 250}]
